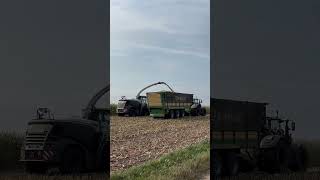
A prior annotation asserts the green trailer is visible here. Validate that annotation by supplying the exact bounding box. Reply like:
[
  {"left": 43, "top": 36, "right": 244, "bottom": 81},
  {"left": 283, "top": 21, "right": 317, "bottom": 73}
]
[{"left": 146, "top": 91, "right": 194, "bottom": 118}]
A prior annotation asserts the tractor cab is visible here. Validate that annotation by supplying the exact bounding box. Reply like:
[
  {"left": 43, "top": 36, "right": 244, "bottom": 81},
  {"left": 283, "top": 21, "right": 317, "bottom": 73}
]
[
  {"left": 117, "top": 97, "right": 141, "bottom": 116},
  {"left": 137, "top": 95, "right": 148, "bottom": 104},
  {"left": 190, "top": 98, "right": 206, "bottom": 116},
  {"left": 36, "top": 107, "right": 54, "bottom": 120},
  {"left": 266, "top": 116, "right": 295, "bottom": 140},
  {"left": 191, "top": 98, "right": 203, "bottom": 109}
]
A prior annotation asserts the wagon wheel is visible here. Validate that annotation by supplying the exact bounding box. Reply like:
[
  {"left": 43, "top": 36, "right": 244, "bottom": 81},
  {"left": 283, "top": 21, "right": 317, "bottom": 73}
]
[
  {"left": 225, "top": 152, "right": 239, "bottom": 176},
  {"left": 175, "top": 110, "right": 180, "bottom": 118},
  {"left": 213, "top": 153, "right": 223, "bottom": 177},
  {"left": 169, "top": 110, "right": 175, "bottom": 119},
  {"left": 181, "top": 111, "right": 185, "bottom": 117}
]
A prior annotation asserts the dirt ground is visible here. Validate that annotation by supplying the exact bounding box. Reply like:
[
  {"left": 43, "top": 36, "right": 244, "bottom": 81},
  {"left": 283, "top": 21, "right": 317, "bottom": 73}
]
[{"left": 110, "top": 115, "right": 210, "bottom": 172}]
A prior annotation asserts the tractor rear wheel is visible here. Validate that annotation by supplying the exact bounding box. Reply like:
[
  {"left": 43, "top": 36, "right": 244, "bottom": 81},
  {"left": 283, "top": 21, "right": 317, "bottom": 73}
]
[
  {"left": 129, "top": 110, "right": 136, "bottom": 117},
  {"left": 299, "top": 145, "right": 308, "bottom": 171},
  {"left": 200, "top": 108, "right": 206, "bottom": 116},
  {"left": 213, "top": 152, "right": 222, "bottom": 177},
  {"left": 290, "top": 144, "right": 308, "bottom": 172},
  {"left": 225, "top": 152, "right": 239, "bottom": 176},
  {"left": 260, "top": 146, "right": 290, "bottom": 173}
]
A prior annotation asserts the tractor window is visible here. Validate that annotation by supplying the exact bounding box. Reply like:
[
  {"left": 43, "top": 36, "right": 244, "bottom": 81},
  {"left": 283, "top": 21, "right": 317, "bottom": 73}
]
[{"left": 270, "top": 120, "right": 284, "bottom": 131}]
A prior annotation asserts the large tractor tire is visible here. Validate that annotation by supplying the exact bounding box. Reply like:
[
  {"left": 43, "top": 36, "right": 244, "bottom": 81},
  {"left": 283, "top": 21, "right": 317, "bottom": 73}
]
[
  {"left": 290, "top": 144, "right": 308, "bottom": 172},
  {"left": 128, "top": 109, "right": 136, "bottom": 117},
  {"left": 299, "top": 144, "right": 308, "bottom": 171},
  {"left": 200, "top": 108, "right": 206, "bottom": 116},
  {"left": 225, "top": 152, "right": 240, "bottom": 176},
  {"left": 60, "top": 147, "right": 84, "bottom": 174},
  {"left": 212, "top": 152, "right": 223, "bottom": 177},
  {"left": 259, "top": 146, "right": 290, "bottom": 173}
]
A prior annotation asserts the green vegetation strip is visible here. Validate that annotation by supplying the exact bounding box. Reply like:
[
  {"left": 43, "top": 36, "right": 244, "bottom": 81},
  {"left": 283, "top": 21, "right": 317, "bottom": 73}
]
[
  {"left": 111, "top": 140, "right": 210, "bottom": 180},
  {"left": 0, "top": 132, "right": 24, "bottom": 171}
]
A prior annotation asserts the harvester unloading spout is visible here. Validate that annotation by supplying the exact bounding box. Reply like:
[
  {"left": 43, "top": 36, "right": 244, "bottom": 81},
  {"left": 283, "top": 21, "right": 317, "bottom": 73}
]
[
  {"left": 136, "top": 82, "right": 174, "bottom": 99},
  {"left": 82, "top": 84, "right": 110, "bottom": 119}
]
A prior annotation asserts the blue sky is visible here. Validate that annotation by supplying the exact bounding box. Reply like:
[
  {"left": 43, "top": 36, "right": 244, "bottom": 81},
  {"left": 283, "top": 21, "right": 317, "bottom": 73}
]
[{"left": 110, "top": 0, "right": 210, "bottom": 105}]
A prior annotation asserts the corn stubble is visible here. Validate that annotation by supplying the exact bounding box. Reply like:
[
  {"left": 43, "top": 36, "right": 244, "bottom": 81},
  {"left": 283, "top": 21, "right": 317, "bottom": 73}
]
[{"left": 110, "top": 115, "right": 210, "bottom": 172}]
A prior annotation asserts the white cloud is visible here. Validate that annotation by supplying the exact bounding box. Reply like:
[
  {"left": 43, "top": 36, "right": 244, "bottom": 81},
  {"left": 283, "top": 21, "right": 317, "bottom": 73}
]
[
  {"left": 111, "top": 2, "right": 177, "bottom": 35},
  {"left": 130, "top": 42, "right": 209, "bottom": 59}
]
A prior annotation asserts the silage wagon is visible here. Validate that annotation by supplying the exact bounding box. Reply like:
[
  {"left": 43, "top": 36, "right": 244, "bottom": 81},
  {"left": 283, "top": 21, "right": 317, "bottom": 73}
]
[{"left": 147, "top": 91, "right": 206, "bottom": 119}]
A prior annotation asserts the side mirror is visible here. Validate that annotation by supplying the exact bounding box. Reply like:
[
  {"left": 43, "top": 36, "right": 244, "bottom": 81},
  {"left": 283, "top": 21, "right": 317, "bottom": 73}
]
[{"left": 291, "top": 122, "right": 296, "bottom": 131}]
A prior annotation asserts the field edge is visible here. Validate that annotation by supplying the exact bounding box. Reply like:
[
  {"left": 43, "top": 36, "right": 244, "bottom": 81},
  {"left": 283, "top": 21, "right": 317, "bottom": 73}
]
[{"left": 110, "top": 139, "right": 210, "bottom": 180}]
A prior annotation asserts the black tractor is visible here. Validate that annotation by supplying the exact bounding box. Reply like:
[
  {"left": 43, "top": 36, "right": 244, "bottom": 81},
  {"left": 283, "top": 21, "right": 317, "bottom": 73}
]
[
  {"left": 117, "top": 96, "right": 149, "bottom": 117},
  {"left": 20, "top": 85, "right": 110, "bottom": 174},
  {"left": 190, "top": 98, "right": 207, "bottom": 116},
  {"left": 258, "top": 112, "right": 308, "bottom": 173}
]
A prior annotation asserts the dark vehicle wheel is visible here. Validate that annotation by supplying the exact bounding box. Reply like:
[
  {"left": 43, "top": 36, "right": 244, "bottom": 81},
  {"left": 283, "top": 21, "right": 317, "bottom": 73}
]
[
  {"left": 169, "top": 110, "right": 175, "bottom": 119},
  {"left": 290, "top": 144, "right": 308, "bottom": 172},
  {"left": 144, "top": 111, "right": 150, "bottom": 116},
  {"left": 60, "top": 147, "right": 84, "bottom": 174},
  {"left": 181, "top": 111, "right": 185, "bottom": 117},
  {"left": 225, "top": 152, "right": 239, "bottom": 176},
  {"left": 118, "top": 114, "right": 124, "bottom": 117},
  {"left": 260, "top": 146, "right": 289, "bottom": 173},
  {"left": 196, "top": 109, "right": 200, "bottom": 116},
  {"left": 129, "top": 110, "right": 136, "bottom": 117},
  {"left": 213, "top": 153, "right": 222, "bottom": 177},
  {"left": 200, "top": 108, "right": 206, "bottom": 116},
  {"left": 299, "top": 145, "right": 308, "bottom": 171},
  {"left": 259, "top": 148, "right": 280, "bottom": 173},
  {"left": 25, "top": 163, "right": 47, "bottom": 174},
  {"left": 175, "top": 110, "right": 180, "bottom": 118}
]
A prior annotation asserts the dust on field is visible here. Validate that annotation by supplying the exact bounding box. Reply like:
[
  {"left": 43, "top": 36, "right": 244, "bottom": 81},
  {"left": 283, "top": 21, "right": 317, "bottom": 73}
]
[{"left": 110, "top": 115, "right": 210, "bottom": 172}]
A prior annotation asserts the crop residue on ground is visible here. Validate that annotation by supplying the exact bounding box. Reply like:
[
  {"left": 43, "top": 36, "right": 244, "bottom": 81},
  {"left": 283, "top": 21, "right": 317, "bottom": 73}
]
[{"left": 110, "top": 115, "right": 210, "bottom": 172}]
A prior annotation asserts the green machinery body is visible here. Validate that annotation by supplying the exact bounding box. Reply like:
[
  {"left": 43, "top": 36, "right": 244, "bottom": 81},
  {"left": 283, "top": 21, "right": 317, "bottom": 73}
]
[{"left": 147, "top": 91, "right": 193, "bottom": 118}]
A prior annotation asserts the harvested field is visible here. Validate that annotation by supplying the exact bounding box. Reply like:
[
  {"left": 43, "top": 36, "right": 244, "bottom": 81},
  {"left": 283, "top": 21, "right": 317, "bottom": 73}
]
[{"left": 110, "top": 115, "right": 210, "bottom": 172}]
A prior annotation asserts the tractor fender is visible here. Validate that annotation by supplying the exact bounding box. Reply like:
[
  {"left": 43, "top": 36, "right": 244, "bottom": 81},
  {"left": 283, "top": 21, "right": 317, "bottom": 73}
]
[{"left": 260, "top": 135, "right": 281, "bottom": 149}]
